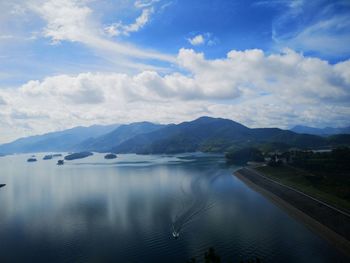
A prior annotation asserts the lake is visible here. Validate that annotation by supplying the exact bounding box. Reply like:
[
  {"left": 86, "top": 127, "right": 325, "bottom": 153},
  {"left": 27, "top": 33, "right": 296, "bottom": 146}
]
[{"left": 0, "top": 153, "right": 348, "bottom": 262}]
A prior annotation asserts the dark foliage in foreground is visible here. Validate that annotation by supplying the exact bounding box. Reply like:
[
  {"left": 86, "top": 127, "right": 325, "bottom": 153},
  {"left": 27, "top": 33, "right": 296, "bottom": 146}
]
[{"left": 186, "top": 247, "right": 261, "bottom": 263}]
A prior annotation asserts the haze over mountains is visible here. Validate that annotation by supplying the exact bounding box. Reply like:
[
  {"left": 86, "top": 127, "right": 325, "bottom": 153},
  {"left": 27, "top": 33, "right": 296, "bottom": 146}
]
[
  {"left": 0, "top": 117, "right": 349, "bottom": 155},
  {"left": 291, "top": 125, "right": 350, "bottom": 136},
  {"left": 74, "top": 122, "right": 165, "bottom": 152},
  {"left": 0, "top": 124, "right": 119, "bottom": 154}
]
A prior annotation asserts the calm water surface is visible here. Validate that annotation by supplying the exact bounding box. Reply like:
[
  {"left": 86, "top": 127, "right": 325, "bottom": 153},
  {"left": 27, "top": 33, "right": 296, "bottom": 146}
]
[{"left": 0, "top": 153, "right": 348, "bottom": 262}]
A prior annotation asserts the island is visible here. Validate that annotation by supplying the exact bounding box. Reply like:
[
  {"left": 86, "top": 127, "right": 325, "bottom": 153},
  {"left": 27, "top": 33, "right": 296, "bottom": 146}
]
[
  {"left": 43, "top": 155, "right": 53, "bottom": 160},
  {"left": 64, "top": 152, "right": 93, "bottom": 160},
  {"left": 27, "top": 157, "right": 37, "bottom": 162},
  {"left": 104, "top": 153, "right": 117, "bottom": 159},
  {"left": 57, "top": 160, "right": 64, "bottom": 165},
  {"left": 52, "top": 154, "right": 63, "bottom": 157}
]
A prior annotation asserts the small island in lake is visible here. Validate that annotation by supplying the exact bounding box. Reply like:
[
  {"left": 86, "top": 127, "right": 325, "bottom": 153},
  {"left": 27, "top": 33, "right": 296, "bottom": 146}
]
[
  {"left": 104, "top": 153, "right": 117, "bottom": 159},
  {"left": 43, "top": 155, "right": 53, "bottom": 160},
  {"left": 64, "top": 152, "right": 93, "bottom": 160},
  {"left": 57, "top": 160, "right": 64, "bottom": 165},
  {"left": 52, "top": 154, "right": 62, "bottom": 157},
  {"left": 27, "top": 157, "right": 37, "bottom": 162}
]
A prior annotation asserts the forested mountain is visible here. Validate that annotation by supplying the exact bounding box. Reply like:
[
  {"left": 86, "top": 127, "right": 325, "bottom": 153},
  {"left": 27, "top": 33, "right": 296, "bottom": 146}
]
[
  {"left": 112, "top": 117, "right": 348, "bottom": 154},
  {"left": 74, "top": 122, "right": 165, "bottom": 152},
  {"left": 1, "top": 117, "right": 349, "bottom": 154}
]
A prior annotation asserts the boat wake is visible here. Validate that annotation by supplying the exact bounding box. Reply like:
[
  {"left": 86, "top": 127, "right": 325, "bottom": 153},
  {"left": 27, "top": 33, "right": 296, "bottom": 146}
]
[{"left": 171, "top": 169, "right": 222, "bottom": 239}]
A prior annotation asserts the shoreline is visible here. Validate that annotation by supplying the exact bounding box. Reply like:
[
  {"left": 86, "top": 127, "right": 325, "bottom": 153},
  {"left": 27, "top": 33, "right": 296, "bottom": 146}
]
[{"left": 234, "top": 167, "right": 350, "bottom": 258}]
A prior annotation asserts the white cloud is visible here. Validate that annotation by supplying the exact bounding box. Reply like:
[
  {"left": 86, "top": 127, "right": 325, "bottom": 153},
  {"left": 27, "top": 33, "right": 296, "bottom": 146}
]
[
  {"left": 134, "top": 0, "right": 161, "bottom": 9},
  {"left": 271, "top": 0, "right": 350, "bottom": 57},
  {"left": 23, "top": 0, "right": 174, "bottom": 68},
  {"left": 177, "top": 48, "right": 350, "bottom": 103},
  {"left": 0, "top": 95, "right": 7, "bottom": 105},
  {"left": 281, "top": 16, "right": 350, "bottom": 57},
  {"left": 30, "top": 0, "right": 93, "bottom": 43},
  {"left": 11, "top": 109, "right": 49, "bottom": 120},
  {"left": 0, "top": 35, "right": 15, "bottom": 40},
  {"left": 187, "top": 33, "right": 217, "bottom": 46},
  {"left": 104, "top": 7, "right": 154, "bottom": 37},
  {"left": 0, "top": 48, "right": 349, "bottom": 143},
  {"left": 188, "top": 35, "right": 205, "bottom": 46}
]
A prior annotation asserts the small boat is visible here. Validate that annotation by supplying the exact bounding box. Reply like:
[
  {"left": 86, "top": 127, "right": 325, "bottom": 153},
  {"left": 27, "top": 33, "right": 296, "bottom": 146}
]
[
  {"left": 172, "top": 230, "right": 179, "bottom": 239},
  {"left": 27, "top": 157, "right": 37, "bottom": 162},
  {"left": 57, "top": 160, "right": 64, "bottom": 165},
  {"left": 172, "top": 226, "right": 180, "bottom": 239}
]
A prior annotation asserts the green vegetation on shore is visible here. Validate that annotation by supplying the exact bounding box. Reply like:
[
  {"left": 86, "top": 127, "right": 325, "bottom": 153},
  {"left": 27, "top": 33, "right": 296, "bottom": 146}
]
[
  {"left": 226, "top": 146, "right": 350, "bottom": 211},
  {"left": 225, "top": 147, "right": 264, "bottom": 164},
  {"left": 256, "top": 155, "right": 350, "bottom": 212}
]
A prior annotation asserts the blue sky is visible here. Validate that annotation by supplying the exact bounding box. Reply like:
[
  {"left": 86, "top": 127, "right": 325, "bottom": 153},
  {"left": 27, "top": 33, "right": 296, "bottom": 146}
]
[{"left": 0, "top": 0, "right": 349, "bottom": 142}]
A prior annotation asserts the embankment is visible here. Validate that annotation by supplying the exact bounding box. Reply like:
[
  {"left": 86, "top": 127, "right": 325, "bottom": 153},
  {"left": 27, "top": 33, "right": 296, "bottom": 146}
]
[{"left": 234, "top": 167, "right": 350, "bottom": 257}]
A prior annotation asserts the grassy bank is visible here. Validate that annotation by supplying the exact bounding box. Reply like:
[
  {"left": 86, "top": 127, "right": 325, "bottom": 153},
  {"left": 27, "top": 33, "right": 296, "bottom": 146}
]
[{"left": 255, "top": 165, "right": 350, "bottom": 212}]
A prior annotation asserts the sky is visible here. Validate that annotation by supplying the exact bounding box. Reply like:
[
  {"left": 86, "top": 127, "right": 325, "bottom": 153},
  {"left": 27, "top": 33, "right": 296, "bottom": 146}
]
[{"left": 0, "top": 0, "right": 350, "bottom": 143}]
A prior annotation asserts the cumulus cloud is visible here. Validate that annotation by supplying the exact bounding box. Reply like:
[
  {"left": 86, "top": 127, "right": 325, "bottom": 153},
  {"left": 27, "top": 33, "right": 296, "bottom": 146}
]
[
  {"left": 187, "top": 33, "right": 217, "bottom": 46},
  {"left": 0, "top": 48, "right": 349, "bottom": 143},
  {"left": 0, "top": 95, "right": 7, "bottom": 105},
  {"left": 177, "top": 48, "right": 350, "bottom": 103},
  {"left": 188, "top": 35, "right": 205, "bottom": 46},
  {"left": 21, "top": 74, "right": 106, "bottom": 104},
  {"left": 30, "top": 0, "right": 93, "bottom": 43}
]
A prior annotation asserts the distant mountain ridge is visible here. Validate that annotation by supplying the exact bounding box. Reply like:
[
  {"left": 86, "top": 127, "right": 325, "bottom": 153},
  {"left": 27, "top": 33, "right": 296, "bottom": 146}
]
[
  {"left": 291, "top": 125, "right": 350, "bottom": 136},
  {"left": 112, "top": 117, "right": 336, "bottom": 154},
  {"left": 74, "top": 122, "right": 165, "bottom": 152},
  {"left": 0, "top": 124, "right": 120, "bottom": 154},
  {"left": 1, "top": 117, "right": 349, "bottom": 154}
]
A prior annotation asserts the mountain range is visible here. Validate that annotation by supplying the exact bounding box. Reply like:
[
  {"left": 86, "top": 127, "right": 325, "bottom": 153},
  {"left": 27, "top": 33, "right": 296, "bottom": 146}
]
[
  {"left": 0, "top": 117, "right": 349, "bottom": 155},
  {"left": 73, "top": 122, "right": 165, "bottom": 152},
  {"left": 291, "top": 125, "right": 350, "bottom": 136},
  {"left": 0, "top": 124, "right": 120, "bottom": 154},
  {"left": 112, "top": 117, "right": 346, "bottom": 154}
]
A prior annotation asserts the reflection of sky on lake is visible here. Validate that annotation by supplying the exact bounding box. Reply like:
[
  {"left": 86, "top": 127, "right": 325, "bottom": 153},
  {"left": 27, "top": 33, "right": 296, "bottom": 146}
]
[{"left": 0, "top": 153, "right": 348, "bottom": 262}]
